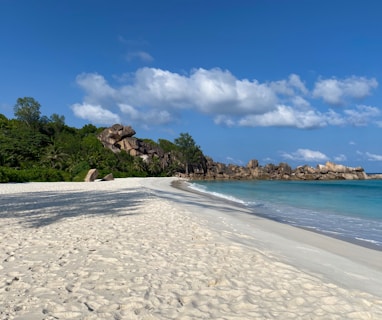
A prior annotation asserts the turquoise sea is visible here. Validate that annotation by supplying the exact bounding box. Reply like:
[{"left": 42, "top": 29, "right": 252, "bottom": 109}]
[{"left": 188, "top": 179, "right": 382, "bottom": 250}]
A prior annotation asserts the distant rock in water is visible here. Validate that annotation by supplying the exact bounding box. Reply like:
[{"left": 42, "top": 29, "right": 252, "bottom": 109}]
[{"left": 191, "top": 159, "right": 369, "bottom": 180}]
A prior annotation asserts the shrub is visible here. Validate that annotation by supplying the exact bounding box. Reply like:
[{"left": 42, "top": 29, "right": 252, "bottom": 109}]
[{"left": 0, "top": 166, "right": 69, "bottom": 183}]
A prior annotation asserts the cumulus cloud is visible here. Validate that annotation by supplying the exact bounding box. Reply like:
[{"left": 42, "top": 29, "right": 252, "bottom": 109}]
[
  {"left": 344, "top": 105, "right": 380, "bottom": 126},
  {"left": 118, "top": 103, "right": 173, "bottom": 125},
  {"left": 71, "top": 68, "right": 380, "bottom": 128},
  {"left": 269, "top": 74, "right": 308, "bottom": 96},
  {"left": 76, "top": 73, "right": 116, "bottom": 104},
  {"left": 313, "top": 76, "right": 378, "bottom": 105},
  {"left": 214, "top": 115, "right": 236, "bottom": 127},
  {"left": 237, "top": 105, "right": 324, "bottom": 129},
  {"left": 120, "top": 68, "right": 195, "bottom": 109},
  {"left": 281, "top": 149, "right": 329, "bottom": 162},
  {"left": 71, "top": 103, "right": 121, "bottom": 125}
]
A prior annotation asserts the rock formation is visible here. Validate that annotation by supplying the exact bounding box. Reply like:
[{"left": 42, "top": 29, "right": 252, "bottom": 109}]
[
  {"left": 97, "top": 124, "right": 181, "bottom": 172},
  {"left": 188, "top": 159, "right": 369, "bottom": 180},
  {"left": 97, "top": 124, "right": 137, "bottom": 154},
  {"left": 97, "top": 124, "right": 371, "bottom": 181},
  {"left": 98, "top": 124, "right": 164, "bottom": 157},
  {"left": 84, "top": 169, "right": 99, "bottom": 182},
  {"left": 101, "top": 173, "right": 114, "bottom": 181}
]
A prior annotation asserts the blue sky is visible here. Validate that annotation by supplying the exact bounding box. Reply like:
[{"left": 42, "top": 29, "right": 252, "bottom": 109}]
[{"left": 1, "top": 0, "right": 382, "bottom": 172}]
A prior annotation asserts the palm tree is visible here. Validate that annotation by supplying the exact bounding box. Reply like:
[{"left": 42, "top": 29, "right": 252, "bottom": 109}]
[
  {"left": 133, "top": 156, "right": 147, "bottom": 173},
  {"left": 148, "top": 156, "right": 161, "bottom": 176},
  {"left": 42, "top": 144, "right": 67, "bottom": 170}
]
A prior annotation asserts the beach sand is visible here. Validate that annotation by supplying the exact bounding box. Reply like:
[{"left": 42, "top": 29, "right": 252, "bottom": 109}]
[{"left": 1, "top": 177, "right": 382, "bottom": 319}]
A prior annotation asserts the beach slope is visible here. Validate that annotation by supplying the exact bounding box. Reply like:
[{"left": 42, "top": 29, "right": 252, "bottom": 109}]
[{"left": 1, "top": 177, "right": 382, "bottom": 319}]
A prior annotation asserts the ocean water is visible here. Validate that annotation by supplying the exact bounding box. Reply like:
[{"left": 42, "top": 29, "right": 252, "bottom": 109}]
[{"left": 188, "top": 179, "right": 382, "bottom": 250}]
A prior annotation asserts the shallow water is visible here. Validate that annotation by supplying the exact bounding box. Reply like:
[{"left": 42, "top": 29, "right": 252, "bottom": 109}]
[{"left": 189, "top": 180, "right": 382, "bottom": 249}]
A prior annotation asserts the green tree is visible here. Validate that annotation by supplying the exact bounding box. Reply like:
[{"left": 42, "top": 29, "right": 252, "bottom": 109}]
[
  {"left": 0, "top": 117, "right": 48, "bottom": 167},
  {"left": 14, "top": 97, "right": 41, "bottom": 128},
  {"left": 50, "top": 113, "right": 65, "bottom": 128},
  {"left": 42, "top": 144, "right": 67, "bottom": 169},
  {"left": 133, "top": 156, "right": 147, "bottom": 174},
  {"left": 158, "top": 138, "right": 177, "bottom": 153},
  {"left": 79, "top": 124, "right": 99, "bottom": 137},
  {"left": 148, "top": 156, "right": 162, "bottom": 176},
  {"left": 174, "top": 132, "right": 201, "bottom": 175}
]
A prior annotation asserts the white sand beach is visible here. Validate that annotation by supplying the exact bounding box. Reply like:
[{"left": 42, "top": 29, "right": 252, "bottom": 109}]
[{"left": 1, "top": 177, "right": 382, "bottom": 319}]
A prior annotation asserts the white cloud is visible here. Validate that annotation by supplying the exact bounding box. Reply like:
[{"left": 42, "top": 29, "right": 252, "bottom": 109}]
[
  {"left": 214, "top": 115, "right": 236, "bottom": 127},
  {"left": 75, "top": 73, "right": 116, "bottom": 104},
  {"left": 226, "top": 157, "right": 244, "bottom": 165},
  {"left": 263, "top": 157, "right": 275, "bottom": 163},
  {"left": 71, "top": 68, "right": 380, "bottom": 128},
  {"left": 118, "top": 103, "right": 140, "bottom": 119},
  {"left": 120, "top": 67, "right": 194, "bottom": 109},
  {"left": 323, "top": 109, "right": 346, "bottom": 126},
  {"left": 334, "top": 154, "right": 347, "bottom": 162},
  {"left": 281, "top": 148, "right": 329, "bottom": 162},
  {"left": 236, "top": 105, "right": 377, "bottom": 129},
  {"left": 118, "top": 103, "right": 173, "bottom": 125},
  {"left": 191, "top": 68, "right": 274, "bottom": 114},
  {"left": 238, "top": 105, "right": 324, "bottom": 129},
  {"left": 126, "top": 51, "right": 154, "bottom": 63},
  {"left": 288, "top": 74, "right": 309, "bottom": 95},
  {"left": 356, "top": 151, "right": 382, "bottom": 162},
  {"left": 71, "top": 103, "right": 121, "bottom": 125},
  {"left": 121, "top": 67, "right": 279, "bottom": 114},
  {"left": 344, "top": 105, "right": 380, "bottom": 126},
  {"left": 366, "top": 152, "right": 382, "bottom": 161},
  {"left": 270, "top": 74, "right": 308, "bottom": 96},
  {"left": 291, "top": 96, "right": 311, "bottom": 109},
  {"left": 313, "top": 76, "right": 378, "bottom": 105}
]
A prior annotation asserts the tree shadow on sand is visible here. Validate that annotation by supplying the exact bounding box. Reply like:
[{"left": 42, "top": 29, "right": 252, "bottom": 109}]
[{"left": 0, "top": 187, "right": 148, "bottom": 228}]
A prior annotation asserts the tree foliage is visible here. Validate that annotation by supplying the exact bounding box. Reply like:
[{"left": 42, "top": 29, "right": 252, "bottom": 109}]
[
  {"left": 174, "top": 132, "right": 202, "bottom": 174},
  {"left": 14, "top": 97, "right": 41, "bottom": 128},
  {"left": 0, "top": 97, "right": 204, "bottom": 182}
]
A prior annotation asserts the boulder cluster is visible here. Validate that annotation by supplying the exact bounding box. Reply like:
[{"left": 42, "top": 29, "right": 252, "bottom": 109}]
[
  {"left": 96, "top": 124, "right": 372, "bottom": 181},
  {"left": 97, "top": 124, "right": 175, "bottom": 169},
  {"left": 189, "top": 159, "right": 369, "bottom": 180},
  {"left": 97, "top": 124, "right": 155, "bottom": 156},
  {"left": 84, "top": 169, "right": 114, "bottom": 182}
]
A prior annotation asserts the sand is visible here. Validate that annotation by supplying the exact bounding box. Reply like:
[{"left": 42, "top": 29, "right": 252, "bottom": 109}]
[{"left": 1, "top": 177, "right": 382, "bottom": 319}]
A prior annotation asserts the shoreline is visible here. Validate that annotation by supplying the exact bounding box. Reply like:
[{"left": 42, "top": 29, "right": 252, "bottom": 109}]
[
  {"left": 169, "top": 179, "right": 382, "bottom": 295},
  {"left": 1, "top": 177, "right": 382, "bottom": 319},
  {"left": 173, "top": 179, "right": 382, "bottom": 252}
]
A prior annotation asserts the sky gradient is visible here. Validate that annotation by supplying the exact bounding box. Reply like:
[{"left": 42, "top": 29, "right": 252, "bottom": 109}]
[{"left": 1, "top": 0, "right": 382, "bottom": 172}]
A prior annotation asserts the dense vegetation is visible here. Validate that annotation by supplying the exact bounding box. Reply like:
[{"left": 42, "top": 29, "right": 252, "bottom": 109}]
[{"left": 0, "top": 97, "right": 202, "bottom": 183}]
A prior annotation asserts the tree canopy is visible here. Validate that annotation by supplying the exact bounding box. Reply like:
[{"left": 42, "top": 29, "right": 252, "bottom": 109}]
[
  {"left": 174, "top": 132, "right": 202, "bottom": 174},
  {"left": 14, "top": 97, "right": 41, "bottom": 128},
  {"left": 0, "top": 97, "right": 204, "bottom": 182}
]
